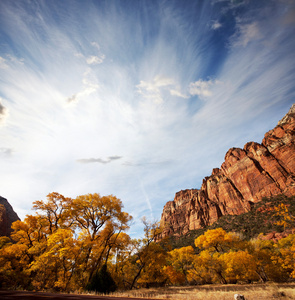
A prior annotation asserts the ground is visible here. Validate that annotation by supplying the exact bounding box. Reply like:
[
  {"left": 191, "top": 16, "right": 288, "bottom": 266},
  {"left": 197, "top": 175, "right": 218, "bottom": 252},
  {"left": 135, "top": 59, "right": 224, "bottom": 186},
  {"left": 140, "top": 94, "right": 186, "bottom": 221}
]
[{"left": 0, "top": 290, "right": 158, "bottom": 300}]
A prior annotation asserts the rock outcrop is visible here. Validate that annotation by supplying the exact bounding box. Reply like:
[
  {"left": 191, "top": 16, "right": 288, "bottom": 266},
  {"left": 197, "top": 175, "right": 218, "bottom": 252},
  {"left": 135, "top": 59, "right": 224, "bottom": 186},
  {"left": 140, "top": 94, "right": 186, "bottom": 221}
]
[
  {"left": 0, "top": 196, "right": 20, "bottom": 237},
  {"left": 160, "top": 104, "right": 295, "bottom": 238}
]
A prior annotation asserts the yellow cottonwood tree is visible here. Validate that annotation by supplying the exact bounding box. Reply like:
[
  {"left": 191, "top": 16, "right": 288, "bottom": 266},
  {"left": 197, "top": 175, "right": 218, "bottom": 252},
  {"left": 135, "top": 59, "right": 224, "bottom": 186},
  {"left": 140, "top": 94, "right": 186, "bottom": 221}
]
[
  {"left": 272, "top": 234, "right": 295, "bottom": 280},
  {"left": 248, "top": 237, "right": 286, "bottom": 282},
  {"left": 194, "top": 228, "right": 242, "bottom": 254},
  {"left": 70, "top": 193, "right": 132, "bottom": 288},
  {"left": 167, "top": 246, "right": 195, "bottom": 284},
  {"left": 0, "top": 192, "right": 132, "bottom": 292},
  {"left": 137, "top": 242, "right": 168, "bottom": 287},
  {"left": 33, "top": 192, "right": 73, "bottom": 234},
  {"left": 29, "top": 228, "right": 79, "bottom": 290},
  {"left": 189, "top": 249, "right": 215, "bottom": 284},
  {"left": 193, "top": 228, "right": 255, "bottom": 284},
  {"left": 221, "top": 250, "right": 258, "bottom": 283},
  {"left": 124, "top": 219, "right": 164, "bottom": 289},
  {"left": 274, "top": 203, "right": 294, "bottom": 230}
]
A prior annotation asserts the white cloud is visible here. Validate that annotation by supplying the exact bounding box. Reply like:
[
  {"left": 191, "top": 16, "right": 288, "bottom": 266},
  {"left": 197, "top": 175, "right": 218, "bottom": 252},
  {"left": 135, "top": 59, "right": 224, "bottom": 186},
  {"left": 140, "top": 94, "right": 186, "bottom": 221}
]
[
  {"left": 136, "top": 75, "right": 175, "bottom": 104},
  {"left": 170, "top": 89, "right": 188, "bottom": 98},
  {"left": 136, "top": 75, "right": 189, "bottom": 103},
  {"left": 86, "top": 54, "right": 105, "bottom": 65},
  {"left": 91, "top": 41, "right": 101, "bottom": 50},
  {"left": 212, "top": 21, "right": 222, "bottom": 30},
  {"left": 189, "top": 79, "right": 218, "bottom": 98},
  {"left": 153, "top": 75, "right": 174, "bottom": 88},
  {"left": 67, "top": 68, "right": 99, "bottom": 104},
  {"left": 75, "top": 52, "right": 84, "bottom": 58},
  {"left": 85, "top": 41, "right": 105, "bottom": 65},
  {"left": 232, "top": 22, "right": 262, "bottom": 47}
]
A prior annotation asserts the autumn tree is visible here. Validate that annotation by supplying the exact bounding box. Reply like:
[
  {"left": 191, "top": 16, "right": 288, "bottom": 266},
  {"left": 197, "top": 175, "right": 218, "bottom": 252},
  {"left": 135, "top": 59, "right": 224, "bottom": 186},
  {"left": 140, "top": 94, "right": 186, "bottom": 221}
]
[
  {"left": 28, "top": 228, "right": 80, "bottom": 290},
  {"left": 195, "top": 228, "right": 242, "bottom": 253},
  {"left": 193, "top": 228, "right": 251, "bottom": 284},
  {"left": 0, "top": 192, "right": 132, "bottom": 292},
  {"left": 70, "top": 193, "right": 132, "bottom": 288},
  {"left": 221, "top": 250, "right": 257, "bottom": 283},
  {"left": 271, "top": 233, "right": 295, "bottom": 280},
  {"left": 167, "top": 246, "right": 195, "bottom": 284},
  {"left": 245, "top": 236, "right": 289, "bottom": 283},
  {"left": 33, "top": 192, "right": 73, "bottom": 234},
  {"left": 0, "top": 215, "right": 51, "bottom": 289},
  {"left": 274, "top": 203, "right": 294, "bottom": 230},
  {"left": 107, "top": 232, "right": 134, "bottom": 289},
  {"left": 104, "top": 219, "right": 167, "bottom": 290},
  {"left": 127, "top": 218, "right": 165, "bottom": 289},
  {"left": 189, "top": 249, "right": 215, "bottom": 284}
]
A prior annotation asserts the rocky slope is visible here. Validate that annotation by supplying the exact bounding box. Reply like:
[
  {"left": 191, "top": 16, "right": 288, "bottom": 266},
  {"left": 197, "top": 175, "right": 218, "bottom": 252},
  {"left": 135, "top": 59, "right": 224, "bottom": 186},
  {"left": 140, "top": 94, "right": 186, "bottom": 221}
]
[
  {"left": 0, "top": 196, "right": 20, "bottom": 237},
  {"left": 160, "top": 104, "right": 295, "bottom": 238}
]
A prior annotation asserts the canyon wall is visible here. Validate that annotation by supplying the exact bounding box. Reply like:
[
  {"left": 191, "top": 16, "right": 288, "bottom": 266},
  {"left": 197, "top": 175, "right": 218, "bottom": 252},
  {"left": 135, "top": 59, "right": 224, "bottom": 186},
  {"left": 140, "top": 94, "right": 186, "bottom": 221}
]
[
  {"left": 0, "top": 196, "right": 20, "bottom": 237},
  {"left": 160, "top": 104, "right": 295, "bottom": 238}
]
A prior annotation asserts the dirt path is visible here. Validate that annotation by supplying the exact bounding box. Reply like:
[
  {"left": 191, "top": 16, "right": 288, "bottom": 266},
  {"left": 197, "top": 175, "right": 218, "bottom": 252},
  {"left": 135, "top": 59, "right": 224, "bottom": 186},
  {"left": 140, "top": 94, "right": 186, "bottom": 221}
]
[{"left": 0, "top": 290, "right": 159, "bottom": 300}]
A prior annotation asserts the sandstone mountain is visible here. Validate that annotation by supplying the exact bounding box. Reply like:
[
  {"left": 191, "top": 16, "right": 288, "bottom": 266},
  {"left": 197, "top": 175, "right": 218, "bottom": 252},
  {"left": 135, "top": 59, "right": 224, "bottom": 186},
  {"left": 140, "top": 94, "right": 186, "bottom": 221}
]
[
  {"left": 160, "top": 104, "right": 295, "bottom": 238},
  {"left": 0, "top": 196, "right": 20, "bottom": 237}
]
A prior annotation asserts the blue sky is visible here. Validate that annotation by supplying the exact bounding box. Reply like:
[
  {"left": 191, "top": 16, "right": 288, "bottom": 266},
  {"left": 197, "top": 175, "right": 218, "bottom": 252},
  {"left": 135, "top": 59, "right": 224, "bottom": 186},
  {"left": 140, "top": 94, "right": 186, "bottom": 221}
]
[{"left": 0, "top": 0, "right": 294, "bottom": 237}]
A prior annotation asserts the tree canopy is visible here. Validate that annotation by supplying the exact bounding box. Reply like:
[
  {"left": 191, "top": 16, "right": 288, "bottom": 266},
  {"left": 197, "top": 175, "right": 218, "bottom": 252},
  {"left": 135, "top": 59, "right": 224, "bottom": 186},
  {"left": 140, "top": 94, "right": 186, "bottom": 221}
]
[{"left": 1, "top": 194, "right": 295, "bottom": 292}]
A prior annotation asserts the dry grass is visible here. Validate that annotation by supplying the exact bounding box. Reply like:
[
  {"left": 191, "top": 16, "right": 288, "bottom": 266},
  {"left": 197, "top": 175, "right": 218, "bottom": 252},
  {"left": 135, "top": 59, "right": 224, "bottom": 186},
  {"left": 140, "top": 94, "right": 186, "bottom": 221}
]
[{"left": 107, "top": 283, "right": 295, "bottom": 299}]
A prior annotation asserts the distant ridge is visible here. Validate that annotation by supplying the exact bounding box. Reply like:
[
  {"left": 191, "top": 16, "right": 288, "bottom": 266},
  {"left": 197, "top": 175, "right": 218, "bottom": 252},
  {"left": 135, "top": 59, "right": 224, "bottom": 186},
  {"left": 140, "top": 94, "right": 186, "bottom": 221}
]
[{"left": 159, "top": 104, "right": 295, "bottom": 238}]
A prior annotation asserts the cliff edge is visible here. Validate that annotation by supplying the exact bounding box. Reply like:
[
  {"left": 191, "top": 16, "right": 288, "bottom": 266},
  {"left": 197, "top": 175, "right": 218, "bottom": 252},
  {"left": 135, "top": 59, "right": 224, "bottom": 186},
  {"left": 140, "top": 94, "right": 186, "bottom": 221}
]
[{"left": 160, "top": 104, "right": 295, "bottom": 238}]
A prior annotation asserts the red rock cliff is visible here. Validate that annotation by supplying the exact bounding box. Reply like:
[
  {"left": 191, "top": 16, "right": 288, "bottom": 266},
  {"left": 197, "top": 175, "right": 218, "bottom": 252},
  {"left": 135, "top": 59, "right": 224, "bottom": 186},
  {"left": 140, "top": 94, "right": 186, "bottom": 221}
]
[
  {"left": 160, "top": 104, "right": 295, "bottom": 238},
  {"left": 0, "top": 196, "right": 20, "bottom": 237}
]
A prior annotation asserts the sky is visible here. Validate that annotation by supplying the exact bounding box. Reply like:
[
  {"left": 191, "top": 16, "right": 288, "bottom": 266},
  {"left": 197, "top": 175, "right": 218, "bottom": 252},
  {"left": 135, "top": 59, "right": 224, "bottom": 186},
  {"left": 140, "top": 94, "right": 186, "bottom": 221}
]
[{"left": 0, "top": 0, "right": 295, "bottom": 237}]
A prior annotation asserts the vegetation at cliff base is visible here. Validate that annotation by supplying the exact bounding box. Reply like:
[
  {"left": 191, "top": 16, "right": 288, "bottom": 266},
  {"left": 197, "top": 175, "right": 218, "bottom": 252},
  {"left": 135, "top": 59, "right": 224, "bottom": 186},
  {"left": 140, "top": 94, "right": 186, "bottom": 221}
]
[{"left": 165, "top": 194, "right": 295, "bottom": 249}]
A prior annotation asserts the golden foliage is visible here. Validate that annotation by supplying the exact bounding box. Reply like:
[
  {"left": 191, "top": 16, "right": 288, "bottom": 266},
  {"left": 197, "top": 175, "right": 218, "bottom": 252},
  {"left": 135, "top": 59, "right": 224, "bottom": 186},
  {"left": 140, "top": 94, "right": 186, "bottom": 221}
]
[
  {"left": 0, "top": 192, "right": 132, "bottom": 292},
  {"left": 2, "top": 192, "right": 295, "bottom": 293}
]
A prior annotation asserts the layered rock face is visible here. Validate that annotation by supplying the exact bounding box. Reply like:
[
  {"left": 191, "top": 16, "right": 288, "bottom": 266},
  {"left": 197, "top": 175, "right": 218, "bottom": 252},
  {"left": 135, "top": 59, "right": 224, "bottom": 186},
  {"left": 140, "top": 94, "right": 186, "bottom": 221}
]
[
  {"left": 0, "top": 196, "right": 20, "bottom": 237},
  {"left": 160, "top": 104, "right": 295, "bottom": 238}
]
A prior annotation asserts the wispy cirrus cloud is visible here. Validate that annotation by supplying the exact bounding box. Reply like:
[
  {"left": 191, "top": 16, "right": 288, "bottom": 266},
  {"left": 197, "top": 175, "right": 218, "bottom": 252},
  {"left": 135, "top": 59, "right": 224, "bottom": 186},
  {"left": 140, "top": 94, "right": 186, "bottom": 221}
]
[
  {"left": 0, "top": 57, "right": 8, "bottom": 69},
  {"left": 136, "top": 75, "right": 190, "bottom": 104},
  {"left": 0, "top": 55, "right": 24, "bottom": 69},
  {"left": 0, "top": 0, "right": 294, "bottom": 237}
]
